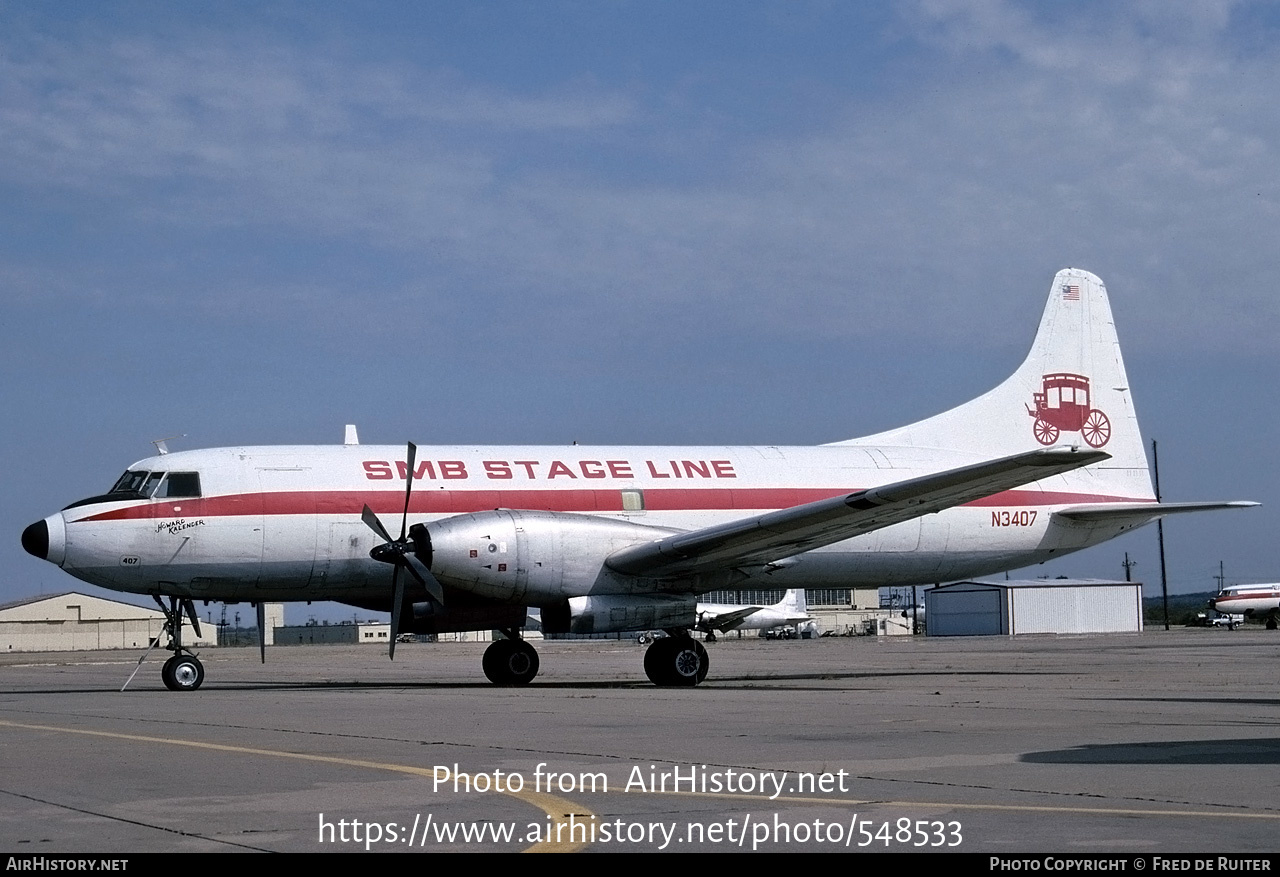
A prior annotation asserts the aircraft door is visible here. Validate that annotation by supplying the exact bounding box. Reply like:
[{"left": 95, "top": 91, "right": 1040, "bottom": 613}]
[{"left": 256, "top": 467, "right": 317, "bottom": 591}]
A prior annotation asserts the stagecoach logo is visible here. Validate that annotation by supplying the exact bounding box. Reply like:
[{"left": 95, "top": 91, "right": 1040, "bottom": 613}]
[
  {"left": 155, "top": 518, "right": 205, "bottom": 536},
  {"left": 1025, "top": 373, "right": 1111, "bottom": 447}
]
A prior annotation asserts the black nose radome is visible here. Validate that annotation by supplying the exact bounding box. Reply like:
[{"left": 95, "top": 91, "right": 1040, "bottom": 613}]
[{"left": 21, "top": 520, "right": 48, "bottom": 560}]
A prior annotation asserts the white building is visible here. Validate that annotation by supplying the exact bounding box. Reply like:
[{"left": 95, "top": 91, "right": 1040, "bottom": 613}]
[
  {"left": 926, "top": 579, "right": 1143, "bottom": 636},
  {"left": 0, "top": 592, "right": 216, "bottom": 652}
]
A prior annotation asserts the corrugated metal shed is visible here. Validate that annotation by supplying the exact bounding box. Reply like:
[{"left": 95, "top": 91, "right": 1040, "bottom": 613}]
[
  {"left": 926, "top": 579, "right": 1143, "bottom": 636},
  {"left": 0, "top": 592, "right": 215, "bottom": 651}
]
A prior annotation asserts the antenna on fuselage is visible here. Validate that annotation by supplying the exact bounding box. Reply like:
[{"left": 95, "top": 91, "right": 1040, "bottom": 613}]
[{"left": 151, "top": 434, "right": 187, "bottom": 455}]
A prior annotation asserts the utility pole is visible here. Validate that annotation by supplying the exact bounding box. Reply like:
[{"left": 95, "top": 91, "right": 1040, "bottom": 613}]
[
  {"left": 1214, "top": 561, "right": 1226, "bottom": 594},
  {"left": 1153, "top": 440, "right": 1170, "bottom": 631},
  {"left": 1122, "top": 552, "right": 1136, "bottom": 583}
]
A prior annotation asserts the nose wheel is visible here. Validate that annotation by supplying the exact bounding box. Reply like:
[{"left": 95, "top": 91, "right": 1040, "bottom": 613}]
[
  {"left": 121, "top": 596, "right": 206, "bottom": 692},
  {"left": 161, "top": 654, "right": 206, "bottom": 691}
]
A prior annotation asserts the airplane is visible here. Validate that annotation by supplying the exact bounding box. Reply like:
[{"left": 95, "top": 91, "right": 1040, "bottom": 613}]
[
  {"left": 693, "top": 589, "right": 813, "bottom": 642},
  {"left": 1209, "top": 584, "right": 1280, "bottom": 629},
  {"left": 20, "top": 268, "right": 1257, "bottom": 691}
]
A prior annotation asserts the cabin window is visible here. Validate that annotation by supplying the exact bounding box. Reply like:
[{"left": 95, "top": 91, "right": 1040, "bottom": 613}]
[{"left": 621, "top": 489, "right": 644, "bottom": 511}]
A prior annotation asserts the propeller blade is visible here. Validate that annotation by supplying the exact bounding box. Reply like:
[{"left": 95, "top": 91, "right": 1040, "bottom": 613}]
[
  {"left": 403, "top": 551, "right": 445, "bottom": 605},
  {"left": 256, "top": 601, "right": 266, "bottom": 664},
  {"left": 389, "top": 566, "right": 404, "bottom": 660},
  {"left": 400, "top": 441, "right": 417, "bottom": 541},
  {"left": 361, "top": 504, "right": 394, "bottom": 544}
]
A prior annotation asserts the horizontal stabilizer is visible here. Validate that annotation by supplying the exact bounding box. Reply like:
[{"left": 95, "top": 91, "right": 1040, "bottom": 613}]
[
  {"left": 703, "top": 607, "right": 762, "bottom": 632},
  {"left": 607, "top": 446, "right": 1108, "bottom": 579},
  {"left": 1053, "top": 500, "right": 1258, "bottom": 527}
]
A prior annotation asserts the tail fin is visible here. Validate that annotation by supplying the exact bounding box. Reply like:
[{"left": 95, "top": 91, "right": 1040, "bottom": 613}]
[
  {"left": 833, "top": 269, "right": 1154, "bottom": 500},
  {"left": 778, "top": 588, "right": 807, "bottom": 614}
]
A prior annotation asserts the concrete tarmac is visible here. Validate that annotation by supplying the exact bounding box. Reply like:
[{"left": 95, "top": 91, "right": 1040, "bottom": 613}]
[{"left": 1, "top": 629, "right": 1277, "bottom": 854}]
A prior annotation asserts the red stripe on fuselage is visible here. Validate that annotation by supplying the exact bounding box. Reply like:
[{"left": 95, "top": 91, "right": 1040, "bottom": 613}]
[{"left": 72, "top": 487, "right": 1155, "bottom": 522}]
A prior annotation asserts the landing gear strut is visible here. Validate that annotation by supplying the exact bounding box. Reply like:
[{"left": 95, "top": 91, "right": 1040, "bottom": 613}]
[
  {"left": 123, "top": 596, "right": 205, "bottom": 692},
  {"left": 482, "top": 631, "right": 540, "bottom": 685},
  {"left": 643, "top": 633, "right": 709, "bottom": 686}
]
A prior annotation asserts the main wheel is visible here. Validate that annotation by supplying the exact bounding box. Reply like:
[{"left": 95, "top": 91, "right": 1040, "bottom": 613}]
[
  {"left": 162, "top": 655, "right": 204, "bottom": 691},
  {"left": 1033, "top": 418, "right": 1059, "bottom": 445},
  {"left": 644, "top": 637, "right": 708, "bottom": 686},
  {"left": 482, "top": 639, "right": 539, "bottom": 686},
  {"left": 1081, "top": 410, "right": 1111, "bottom": 447}
]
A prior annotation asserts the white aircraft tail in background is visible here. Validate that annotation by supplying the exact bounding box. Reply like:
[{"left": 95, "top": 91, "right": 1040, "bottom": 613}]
[{"left": 694, "top": 589, "right": 812, "bottom": 640}]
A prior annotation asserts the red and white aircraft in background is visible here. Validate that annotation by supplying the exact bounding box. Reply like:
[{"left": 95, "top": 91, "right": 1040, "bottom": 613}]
[
  {"left": 1210, "top": 584, "right": 1280, "bottom": 629},
  {"left": 21, "top": 269, "right": 1255, "bottom": 690}
]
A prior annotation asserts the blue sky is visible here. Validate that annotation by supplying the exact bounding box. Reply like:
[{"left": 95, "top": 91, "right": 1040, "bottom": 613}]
[{"left": 4, "top": 1, "right": 1277, "bottom": 619}]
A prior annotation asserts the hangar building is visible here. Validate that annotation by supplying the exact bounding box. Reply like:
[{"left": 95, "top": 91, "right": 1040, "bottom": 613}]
[
  {"left": 925, "top": 579, "right": 1143, "bottom": 636},
  {"left": 0, "top": 592, "right": 216, "bottom": 652}
]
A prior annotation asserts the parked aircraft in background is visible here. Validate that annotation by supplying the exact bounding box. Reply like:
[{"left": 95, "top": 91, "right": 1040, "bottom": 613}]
[
  {"left": 1210, "top": 584, "right": 1280, "bottom": 629},
  {"left": 694, "top": 589, "right": 813, "bottom": 641},
  {"left": 21, "top": 269, "right": 1255, "bottom": 690}
]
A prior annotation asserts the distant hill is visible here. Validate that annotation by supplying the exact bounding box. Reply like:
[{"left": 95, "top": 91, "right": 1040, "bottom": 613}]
[{"left": 1142, "top": 591, "right": 1226, "bottom": 626}]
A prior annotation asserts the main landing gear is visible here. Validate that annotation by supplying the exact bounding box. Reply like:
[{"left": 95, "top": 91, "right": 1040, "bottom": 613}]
[
  {"left": 483, "top": 631, "right": 540, "bottom": 686},
  {"left": 643, "top": 633, "right": 709, "bottom": 687},
  {"left": 122, "top": 596, "right": 205, "bottom": 692}
]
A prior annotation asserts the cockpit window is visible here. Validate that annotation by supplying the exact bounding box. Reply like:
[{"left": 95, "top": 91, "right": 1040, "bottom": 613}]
[
  {"left": 154, "top": 472, "right": 202, "bottom": 498},
  {"left": 63, "top": 469, "right": 203, "bottom": 510},
  {"left": 110, "top": 470, "right": 150, "bottom": 494}
]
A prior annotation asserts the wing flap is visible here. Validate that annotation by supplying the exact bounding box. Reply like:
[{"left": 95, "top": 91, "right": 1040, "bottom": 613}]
[{"left": 607, "top": 447, "right": 1109, "bottom": 578}]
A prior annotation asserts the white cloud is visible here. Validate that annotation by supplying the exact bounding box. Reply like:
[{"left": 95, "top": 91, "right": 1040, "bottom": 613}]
[{"left": 2, "top": 5, "right": 1277, "bottom": 354}]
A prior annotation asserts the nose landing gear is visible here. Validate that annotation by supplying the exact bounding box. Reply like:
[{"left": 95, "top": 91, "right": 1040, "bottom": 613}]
[{"left": 122, "top": 596, "right": 205, "bottom": 692}]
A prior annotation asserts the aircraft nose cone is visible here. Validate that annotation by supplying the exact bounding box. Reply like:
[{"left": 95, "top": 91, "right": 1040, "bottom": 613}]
[{"left": 22, "top": 519, "right": 49, "bottom": 560}]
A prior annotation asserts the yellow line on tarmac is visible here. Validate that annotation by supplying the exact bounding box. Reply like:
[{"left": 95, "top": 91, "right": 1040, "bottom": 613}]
[{"left": 0, "top": 719, "right": 591, "bottom": 852}]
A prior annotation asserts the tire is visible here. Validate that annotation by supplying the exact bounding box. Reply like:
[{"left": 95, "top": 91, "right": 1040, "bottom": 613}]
[
  {"left": 644, "top": 637, "right": 708, "bottom": 686},
  {"left": 482, "top": 639, "right": 539, "bottom": 686},
  {"left": 163, "top": 655, "right": 204, "bottom": 691}
]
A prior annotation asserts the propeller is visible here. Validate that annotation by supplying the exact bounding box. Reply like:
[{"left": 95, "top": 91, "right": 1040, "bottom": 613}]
[{"left": 361, "top": 442, "right": 445, "bottom": 659}]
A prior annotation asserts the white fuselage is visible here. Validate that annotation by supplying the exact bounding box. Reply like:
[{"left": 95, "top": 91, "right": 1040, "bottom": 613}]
[
  {"left": 41, "top": 442, "right": 1148, "bottom": 608},
  {"left": 1210, "top": 584, "right": 1280, "bottom": 619}
]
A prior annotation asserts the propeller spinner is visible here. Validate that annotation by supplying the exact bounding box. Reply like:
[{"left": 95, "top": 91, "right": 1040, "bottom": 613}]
[{"left": 361, "top": 442, "right": 445, "bottom": 659}]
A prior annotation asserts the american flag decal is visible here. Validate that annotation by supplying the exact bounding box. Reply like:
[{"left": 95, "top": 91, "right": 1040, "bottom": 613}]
[{"left": 1062, "top": 284, "right": 1080, "bottom": 301}]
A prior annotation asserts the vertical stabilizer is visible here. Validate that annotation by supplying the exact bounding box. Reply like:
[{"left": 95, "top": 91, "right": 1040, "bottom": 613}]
[
  {"left": 778, "top": 588, "right": 807, "bottom": 614},
  {"left": 834, "top": 269, "right": 1153, "bottom": 499}
]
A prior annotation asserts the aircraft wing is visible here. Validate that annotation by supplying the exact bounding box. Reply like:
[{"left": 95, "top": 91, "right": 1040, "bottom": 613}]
[
  {"left": 1053, "top": 500, "right": 1258, "bottom": 528},
  {"left": 606, "top": 447, "right": 1108, "bottom": 579}
]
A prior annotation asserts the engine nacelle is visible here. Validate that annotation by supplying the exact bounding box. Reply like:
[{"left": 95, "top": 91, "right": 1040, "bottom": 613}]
[
  {"left": 424, "top": 509, "right": 680, "bottom": 603},
  {"left": 541, "top": 594, "right": 697, "bottom": 635}
]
